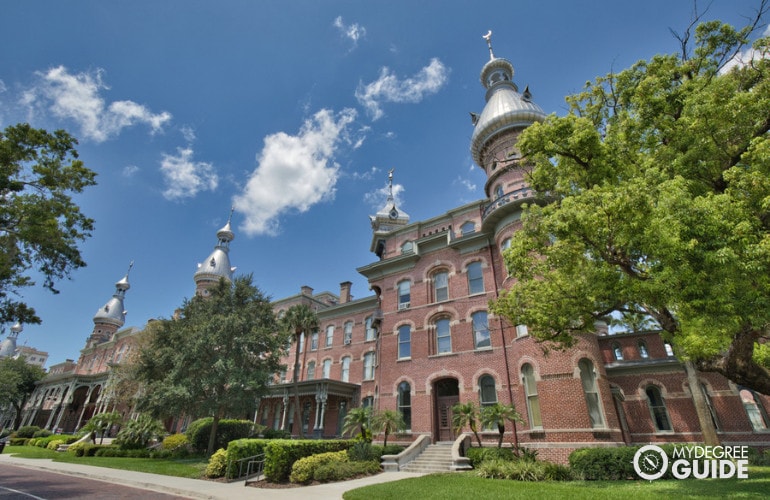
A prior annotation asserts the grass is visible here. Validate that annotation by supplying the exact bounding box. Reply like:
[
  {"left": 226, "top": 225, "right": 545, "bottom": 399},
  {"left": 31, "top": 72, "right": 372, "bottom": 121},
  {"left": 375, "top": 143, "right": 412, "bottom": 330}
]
[
  {"left": 343, "top": 467, "right": 770, "bottom": 500},
  {"left": 3, "top": 445, "right": 208, "bottom": 479}
]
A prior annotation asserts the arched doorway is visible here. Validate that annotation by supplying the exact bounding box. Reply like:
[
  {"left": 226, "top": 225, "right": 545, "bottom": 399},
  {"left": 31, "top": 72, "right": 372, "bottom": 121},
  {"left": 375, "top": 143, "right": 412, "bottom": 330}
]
[{"left": 434, "top": 378, "right": 459, "bottom": 442}]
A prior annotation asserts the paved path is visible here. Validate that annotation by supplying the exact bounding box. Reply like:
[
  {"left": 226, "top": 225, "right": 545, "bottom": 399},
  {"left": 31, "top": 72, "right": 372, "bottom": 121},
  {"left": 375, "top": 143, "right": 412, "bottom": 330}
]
[{"left": 0, "top": 453, "right": 424, "bottom": 499}]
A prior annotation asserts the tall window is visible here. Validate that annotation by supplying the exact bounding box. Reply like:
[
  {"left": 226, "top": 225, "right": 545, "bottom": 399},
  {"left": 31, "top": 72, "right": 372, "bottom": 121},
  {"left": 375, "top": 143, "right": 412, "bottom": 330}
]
[
  {"left": 434, "top": 271, "right": 449, "bottom": 302},
  {"left": 299, "top": 332, "right": 305, "bottom": 353},
  {"left": 310, "top": 330, "right": 319, "bottom": 351},
  {"left": 344, "top": 321, "right": 353, "bottom": 345},
  {"left": 341, "top": 356, "right": 351, "bottom": 383},
  {"left": 740, "top": 388, "right": 769, "bottom": 430},
  {"left": 638, "top": 340, "right": 649, "bottom": 359},
  {"left": 612, "top": 342, "right": 623, "bottom": 361},
  {"left": 646, "top": 385, "right": 672, "bottom": 431},
  {"left": 325, "top": 325, "right": 334, "bottom": 347},
  {"left": 472, "top": 311, "right": 491, "bottom": 349},
  {"left": 521, "top": 364, "right": 542, "bottom": 428},
  {"left": 398, "top": 381, "right": 412, "bottom": 430},
  {"left": 579, "top": 359, "right": 605, "bottom": 428},
  {"left": 398, "top": 325, "right": 411, "bottom": 359},
  {"left": 307, "top": 361, "right": 316, "bottom": 380},
  {"left": 322, "top": 359, "right": 331, "bottom": 379},
  {"left": 398, "top": 280, "right": 411, "bottom": 310},
  {"left": 363, "top": 352, "right": 375, "bottom": 380},
  {"left": 435, "top": 318, "right": 452, "bottom": 354},
  {"left": 467, "top": 261, "right": 484, "bottom": 294},
  {"left": 365, "top": 316, "right": 376, "bottom": 341},
  {"left": 479, "top": 375, "right": 497, "bottom": 411}
]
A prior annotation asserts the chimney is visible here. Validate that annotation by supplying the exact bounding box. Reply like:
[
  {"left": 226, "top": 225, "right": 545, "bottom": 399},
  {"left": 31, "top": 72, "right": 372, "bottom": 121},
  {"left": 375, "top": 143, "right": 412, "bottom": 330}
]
[
  {"left": 340, "top": 281, "right": 352, "bottom": 304},
  {"left": 301, "top": 285, "right": 314, "bottom": 297}
]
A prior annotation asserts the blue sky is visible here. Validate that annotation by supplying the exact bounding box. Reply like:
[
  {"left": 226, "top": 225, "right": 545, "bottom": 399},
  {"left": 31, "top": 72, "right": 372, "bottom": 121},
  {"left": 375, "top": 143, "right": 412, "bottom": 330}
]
[{"left": 0, "top": 0, "right": 765, "bottom": 364}]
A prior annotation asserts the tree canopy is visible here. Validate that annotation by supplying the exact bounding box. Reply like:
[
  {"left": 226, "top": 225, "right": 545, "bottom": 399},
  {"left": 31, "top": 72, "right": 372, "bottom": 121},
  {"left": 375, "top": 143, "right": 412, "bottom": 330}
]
[
  {"left": 0, "top": 356, "right": 46, "bottom": 429},
  {"left": 491, "top": 12, "right": 770, "bottom": 394},
  {"left": 133, "top": 275, "right": 288, "bottom": 455},
  {"left": 0, "top": 123, "right": 96, "bottom": 325}
]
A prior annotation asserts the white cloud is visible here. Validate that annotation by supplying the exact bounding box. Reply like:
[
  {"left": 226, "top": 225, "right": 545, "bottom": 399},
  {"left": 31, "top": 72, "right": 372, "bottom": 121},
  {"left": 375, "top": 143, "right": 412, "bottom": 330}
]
[
  {"left": 455, "top": 176, "right": 477, "bottom": 192},
  {"left": 160, "top": 147, "right": 218, "bottom": 200},
  {"left": 122, "top": 165, "right": 139, "bottom": 178},
  {"left": 333, "top": 16, "right": 366, "bottom": 47},
  {"left": 22, "top": 66, "right": 171, "bottom": 142},
  {"left": 364, "top": 181, "right": 405, "bottom": 211},
  {"left": 720, "top": 25, "right": 770, "bottom": 74},
  {"left": 233, "top": 108, "right": 358, "bottom": 236},
  {"left": 355, "top": 58, "right": 449, "bottom": 120}
]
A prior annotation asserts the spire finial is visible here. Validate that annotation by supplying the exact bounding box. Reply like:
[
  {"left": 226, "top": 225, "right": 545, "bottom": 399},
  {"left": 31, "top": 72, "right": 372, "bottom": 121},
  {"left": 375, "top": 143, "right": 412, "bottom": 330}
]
[
  {"left": 227, "top": 206, "right": 234, "bottom": 225},
  {"left": 483, "top": 30, "right": 495, "bottom": 60},
  {"left": 388, "top": 168, "right": 394, "bottom": 198},
  {"left": 126, "top": 260, "right": 134, "bottom": 277}
]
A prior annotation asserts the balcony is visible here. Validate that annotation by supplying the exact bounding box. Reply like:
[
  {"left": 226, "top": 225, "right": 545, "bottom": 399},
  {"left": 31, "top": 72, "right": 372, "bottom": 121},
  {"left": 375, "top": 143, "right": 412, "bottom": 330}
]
[{"left": 481, "top": 186, "right": 539, "bottom": 231}]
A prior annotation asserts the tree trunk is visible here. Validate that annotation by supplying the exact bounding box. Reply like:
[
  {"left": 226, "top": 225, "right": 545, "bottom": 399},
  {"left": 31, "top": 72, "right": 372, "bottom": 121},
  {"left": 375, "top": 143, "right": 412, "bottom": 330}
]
[
  {"left": 497, "top": 423, "right": 504, "bottom": 448},
  {"left": 207, "top": 413, "right": 220, "bottom": 457},
  {"left": 684, "top": 361, "right": 720, "bottom": 446},
  {"left": 292, "top": 331, "right": 304, "bottom": 438}
]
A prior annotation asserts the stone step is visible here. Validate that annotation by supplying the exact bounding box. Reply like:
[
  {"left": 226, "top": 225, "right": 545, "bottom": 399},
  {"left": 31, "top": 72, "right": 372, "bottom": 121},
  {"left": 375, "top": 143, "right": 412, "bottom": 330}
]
[{"left": 400, "top": 444, "right": 455, "bottom": 473}]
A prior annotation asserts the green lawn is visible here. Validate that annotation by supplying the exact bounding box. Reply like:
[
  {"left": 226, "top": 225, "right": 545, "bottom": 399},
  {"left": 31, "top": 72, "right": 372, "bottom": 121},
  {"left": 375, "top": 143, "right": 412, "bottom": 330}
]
[
  {"left": 2, "top": 445, "right": 208, "bottom": 479},
  {"left": 343, "top": 468, "right": 770, "bottom": 500}
]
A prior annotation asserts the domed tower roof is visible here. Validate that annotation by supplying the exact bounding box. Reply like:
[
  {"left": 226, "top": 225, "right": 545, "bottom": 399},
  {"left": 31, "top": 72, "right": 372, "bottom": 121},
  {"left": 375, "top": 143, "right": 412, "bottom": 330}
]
[
  {"left": 194, "top": 209, "right": 237, "bottom": 291},
  {"left": 0, "top": 322, "right": 22, "bottom": 358},
  {"left": 93, "top": 264, "right": 132, "bottom": 328},
  {"left": 470, "top": 31, "right": 546, "bottom": 167},
  {"left": 369, "top": 170, "right": 409, "bottom": 257}
]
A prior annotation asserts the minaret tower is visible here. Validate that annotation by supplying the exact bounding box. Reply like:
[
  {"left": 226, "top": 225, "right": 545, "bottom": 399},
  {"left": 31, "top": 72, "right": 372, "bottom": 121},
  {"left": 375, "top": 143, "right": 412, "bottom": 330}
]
[
  {"left": 470, "top": 31, "right": 546, "bottom": 232},
  {"left": 369, "top": 169, "right": 409, "bottom": 258},
  {"left": 89, "top": 263, "right": 132, "bottom": 348},
  {"left": 194, "top": 209, "right": 237, "bottom": 296},
  {"left": 0, "top": 322, "right": 23, "bottom": 358}
]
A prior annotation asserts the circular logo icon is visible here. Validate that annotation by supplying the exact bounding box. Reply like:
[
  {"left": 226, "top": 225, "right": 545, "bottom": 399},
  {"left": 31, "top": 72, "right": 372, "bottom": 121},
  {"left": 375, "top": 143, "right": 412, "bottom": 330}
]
[{"left": 633, "top": 444, "right": 668, "bottom": 481}]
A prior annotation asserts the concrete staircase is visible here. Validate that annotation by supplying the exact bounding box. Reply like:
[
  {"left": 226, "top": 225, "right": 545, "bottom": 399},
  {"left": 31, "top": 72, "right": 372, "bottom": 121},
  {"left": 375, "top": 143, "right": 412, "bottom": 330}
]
[{"left": 400, "top": 442, "right": 454, "bottom": 473}]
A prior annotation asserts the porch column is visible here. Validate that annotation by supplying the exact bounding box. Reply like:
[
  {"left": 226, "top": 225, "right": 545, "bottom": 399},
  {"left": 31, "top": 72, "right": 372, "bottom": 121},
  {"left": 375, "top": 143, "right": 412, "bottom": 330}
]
[
  {"left": 314, "top": 383, "right": 328, "bottom": 437},
  {"left": 75, "top": 386, "right": 93, "bottom": 430},
  {"left": 281, "top": 392, "right": 289, "bottom": 430}
]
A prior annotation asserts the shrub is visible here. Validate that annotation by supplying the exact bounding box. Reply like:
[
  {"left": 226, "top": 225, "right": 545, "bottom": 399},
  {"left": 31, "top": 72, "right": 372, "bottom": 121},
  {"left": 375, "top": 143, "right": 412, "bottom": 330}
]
[
  {"left": 264, "top": 439, "right": 352, "bottom": 483},
  {"left": 115, "top": 414, "right": 165, "bottom": 450},
  {"left": 46, "top": 439, "right": 65, "bottom": 450},
  {"left": 569, "top": 447, "right": 639, "bottom": 480},
  {"left": 185, "top": 418, "right": 255, "bottom": 453},
  {"left": 290, "top": 450, "right": 348, "bottom": 484},
  {"left": 94, "top": 447, "right": 151, "bottom": 458},
  {"left": 68, "top": 442, "right": 104, "bottom": 457},
  {"left": 32, "top": 429, "right": 52, "bottom": 438},
  {"left": 9, "top": 438, "right": 29, "bottom": 446},
  {"left": 224, "top": 438, "right": 271, "bottom": 478},
  {"left": 313, "top": 459, "right": 381, "bottom": 483},
  {"left": 15, "top": 426, "right": 41, "bottom": 439},
  {"left": 348, "top": 441, "right": 378, "bottom": 462},
  {"left": 161, "top": 433, "right": 190, "bottom": 456},
  {"left": 748, "top": 447, "right": 770, "bottom": 466},
  {"left": 465, "top": 446, "right": 515, "bottom": 467},
  {"left": 475, "top": 459, "right": 569, "bottom": 481},
  {"left": 262, "top": 428, "right": 291, "bottom": 439},
  {"left": 206, "top": 448, "right": 229, "bottom": 478}
]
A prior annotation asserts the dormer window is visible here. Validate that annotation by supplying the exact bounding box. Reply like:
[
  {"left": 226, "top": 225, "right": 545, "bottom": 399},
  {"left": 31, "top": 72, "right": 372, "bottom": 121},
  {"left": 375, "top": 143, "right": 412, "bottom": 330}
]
[
  {"left": 401, "top": 241, "right": 414, "bottom": 254},
  {"left": 460, "top": 221, "right": 476, "bottom": 236},
  {"left": 209, "top": 258, "right": 216, "bottom": 267}
]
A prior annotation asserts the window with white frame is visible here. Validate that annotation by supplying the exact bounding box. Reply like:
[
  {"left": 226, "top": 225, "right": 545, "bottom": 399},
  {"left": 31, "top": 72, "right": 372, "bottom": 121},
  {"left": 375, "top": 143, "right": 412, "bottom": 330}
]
[
  {"left": 516, "top": 324, "right": 528, "bottom": 338},
  {"left": 325, "top": 325, "right": 334, "bottom": 347},
  {"left": 398, "top": 381, "right": 412, "bottom": 430},
  {"left": 341, "top": 356, "right": 351, "bottom": 382},
  {"left": 646, "top": 385, "right": 672, "bottom": 431},
  {"left": 365, "top": 316, "right": 376, "bottom": 341},
  {"left": 398, "top": 325, "right": 411, "bottom": 359},
  {"left": 310, "top": 330, "right": 319, "bottom": 350},
  {"left": 435, "top": 317, "right": 452, "bottom": 354},
  {"left": 467, "top": 261, "right": 484, "bottom": 294},
  {"left": 398, "top": 280, "right": 411, "bottom": 310},
  {"left": 740, "top": 388, "right": 769, "bottom": 430},
  {"left": 472, "top": 311, "right": 491, "bottom": 349},
  {"left": 521, "top": 364, "right": 542, "bottom": 428},
  {"left": 307, "top": 361, "right": 316, "bottom": 380},
  {"left": 344, "top": 321, "right": 353, "bottom": 345},
  {"left": 433, "top": 271, "right": 449, "bottom": 302},
  {"left": 461, "top": 221, "right": 475, "bottom": 235},
  {"left": 638, "top": 340, "right": 649, "bottom": 359},
  {"left": 322, "top": 359, "right": 331, "bottom": 379},
  {"left": 363, "top": 352, "right": 375, "bottom": 380},
  {"left": 579, "top": 359, "right": 605, "bottom": 428},
  {"left": 479, "top": 374, "right": 497, "bottom": 410}
]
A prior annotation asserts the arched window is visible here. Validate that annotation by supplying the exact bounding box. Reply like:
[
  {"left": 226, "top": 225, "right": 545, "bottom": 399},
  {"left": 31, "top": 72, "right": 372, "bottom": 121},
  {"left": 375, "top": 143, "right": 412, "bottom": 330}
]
[
  {"left": 398, "top": 325, "right": 411, "bottom": 359},
  {"left": 472, "top": 311, "right": 491, "bottom": 349},
  {"left": 341, "top": 356, "right": 351, "bottom": 383},
  {"left": 307, "top": 361, "right": 316, "bottom": 380},
  {"left": 461, "top": 221, "right": 476, "bottom": 235},
  {"left": 363, "top": 352, "right": 375, "bottom": 380},
  {"left": 479, "top": 375, "right": 497, "bottom": 410},
  {"left": 646, "top": 385, "right": 672, "bottom": 431},
  {"left": 322, "top": 359, "right": 331, "bottom": 379},
  {"left": 398, "top": 381, "right": 412, "bottom": 430},
  {"left": 638, "top": 340, "right": 649, "bottom": 359},
  {"left": 521, "top": 364, "right": 542, "bottom": 429},
  {"left": 579, "top": 359, "right": 605, "bottom": 428},
  {"left": 325, "top": 325, "right": 334, "bottom": 347},
  {"left": 612, "top": 342, "right": 624, "bottom": 361},
  {"left": 664, "top": 342, "right": 675, "bottom": 357},
  {"left": 343, "top": 321, "right": 353, "bottom": 345},
  {"left": 435, "top": 317, "right": 452, "bottom": 354},
  {"left": 467, "top": 261, "right": 484, "bottom": 294},
  {"left": 398, "top": 280, "right": 411, "bottom": 310},
  {"left": 495, "top": 184, "right": 504, "bottom": 199},
  {"left": 740, "top": 388, "right": 769, "bottom": 430},
  {"left": 401, "top": 241, "right": 414, "bottom": 254},
  {"left": 433, "top": 270, "right": 449, "bottom": 302}
]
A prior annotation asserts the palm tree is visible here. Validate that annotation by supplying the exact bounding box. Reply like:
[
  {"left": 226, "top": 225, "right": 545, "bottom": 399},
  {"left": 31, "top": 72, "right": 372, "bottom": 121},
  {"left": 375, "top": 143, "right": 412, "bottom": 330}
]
[
  {"left": 451, "top": 401, "right": 482, "bottom": 447},
  {"left": 342, "top": 406, "right": 372, "bottom": 442},
  {"left": 280, "top": 304, "right": 318, "bottom": 438},
  {"left": 480, "top": 402, "right": 523, "bottom": 448},
  {"left": 372, "top": 409, "right": 405, "bottom": 447}
]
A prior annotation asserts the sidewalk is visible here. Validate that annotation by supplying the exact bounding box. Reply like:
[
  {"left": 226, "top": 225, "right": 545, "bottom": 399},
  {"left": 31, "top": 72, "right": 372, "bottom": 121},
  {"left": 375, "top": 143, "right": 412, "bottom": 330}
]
[{"left": 0, "top": 452, "right": 424, "bottom": 499}]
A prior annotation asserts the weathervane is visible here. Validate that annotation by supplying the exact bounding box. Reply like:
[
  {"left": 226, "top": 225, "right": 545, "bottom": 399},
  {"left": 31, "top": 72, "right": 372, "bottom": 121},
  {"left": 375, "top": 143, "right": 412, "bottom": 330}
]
[{"left": 483, "top": 30, "right": 495, "bottom": 60}]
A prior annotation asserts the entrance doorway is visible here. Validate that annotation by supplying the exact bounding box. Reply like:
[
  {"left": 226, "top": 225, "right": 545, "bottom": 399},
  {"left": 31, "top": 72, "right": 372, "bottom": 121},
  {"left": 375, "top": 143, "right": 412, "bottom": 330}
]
[{"left": 434, "top": 378, "right": 459, "bottom": 442}]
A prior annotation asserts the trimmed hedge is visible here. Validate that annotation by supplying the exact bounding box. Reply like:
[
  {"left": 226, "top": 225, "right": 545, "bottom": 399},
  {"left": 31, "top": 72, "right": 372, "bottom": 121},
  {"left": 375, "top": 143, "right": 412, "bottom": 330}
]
[
  {"left": 222, "top": 438, "right": 272, "bottom": 478},
  {"left": 290, "top": 450, "right": 348, "bottom": 484},
  {"left": 14, "top": 426, "right": 41, "bottom": 439},
  {"left": 68, "top": 442, "right": 105, "bottom": 457},
  {"left": 185, "top": 418, "right": 255, "bottom": 453},
  {"left": 569, "top": 447, "right": 639, "bottom": 480},
  {"left": 28, "top": 435, "right": 78, "bottom": 449},
  {"left": 264, "top": 439, "right": 353, "bottom": 483},
  {"left": 465, "top": 447, "right": 516, "bottom": 467},
  {"left": 314, "top": 459, "right": 381, "bottom": 483}
]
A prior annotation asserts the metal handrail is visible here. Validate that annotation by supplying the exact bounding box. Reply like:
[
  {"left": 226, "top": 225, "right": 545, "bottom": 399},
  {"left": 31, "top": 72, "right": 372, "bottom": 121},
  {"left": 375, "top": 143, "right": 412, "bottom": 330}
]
[{"left": 230, "top": 453, "right": 265, "bottom": 482}]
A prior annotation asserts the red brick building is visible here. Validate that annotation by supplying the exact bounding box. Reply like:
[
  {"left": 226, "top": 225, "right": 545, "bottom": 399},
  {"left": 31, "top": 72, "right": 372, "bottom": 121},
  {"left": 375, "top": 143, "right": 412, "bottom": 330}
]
[{"left": 257, "top": 37, "right": 770, "bottom": 463}]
